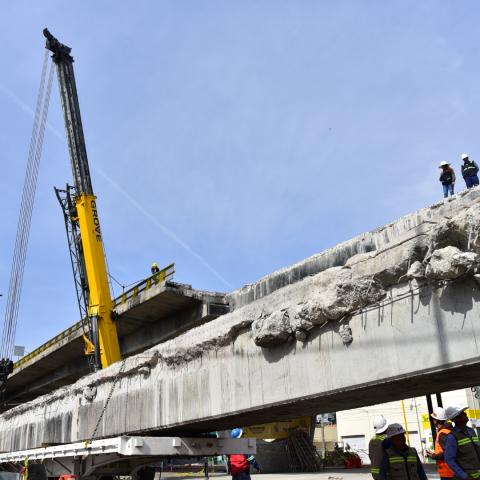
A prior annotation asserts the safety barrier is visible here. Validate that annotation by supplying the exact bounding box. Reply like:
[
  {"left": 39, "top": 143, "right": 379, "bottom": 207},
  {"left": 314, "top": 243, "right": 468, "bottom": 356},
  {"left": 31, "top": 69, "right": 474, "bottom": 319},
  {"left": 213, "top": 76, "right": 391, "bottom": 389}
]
[
  {"left": 113, "top": 263, "right": 175, "bottom": 308},
  {"left": 13, "top": 321, "right": 84, "bottom": 370},
  {"left": 13, "top": 263, "right": 175, "bottom": 371}
]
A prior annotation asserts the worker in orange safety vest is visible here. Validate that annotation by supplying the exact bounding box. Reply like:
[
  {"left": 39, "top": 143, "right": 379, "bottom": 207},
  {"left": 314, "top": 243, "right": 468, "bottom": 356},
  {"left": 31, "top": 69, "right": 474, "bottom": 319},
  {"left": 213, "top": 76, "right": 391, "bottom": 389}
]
[{"left": 425, "top": 407, "right": 455, "bottom": 479}]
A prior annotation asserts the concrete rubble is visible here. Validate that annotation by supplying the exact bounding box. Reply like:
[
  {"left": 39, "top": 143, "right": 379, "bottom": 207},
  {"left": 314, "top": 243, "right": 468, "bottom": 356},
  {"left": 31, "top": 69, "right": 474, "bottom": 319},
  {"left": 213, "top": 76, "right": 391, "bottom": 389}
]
[
  {"left": 1, "top": 189, "right": 480, "bottom": 451},
  {"left": 425, "top": 246, "right": 479, "bottom": 280},
  {"left": 249, "top": 194, "right": 480, "bottom": 346}
]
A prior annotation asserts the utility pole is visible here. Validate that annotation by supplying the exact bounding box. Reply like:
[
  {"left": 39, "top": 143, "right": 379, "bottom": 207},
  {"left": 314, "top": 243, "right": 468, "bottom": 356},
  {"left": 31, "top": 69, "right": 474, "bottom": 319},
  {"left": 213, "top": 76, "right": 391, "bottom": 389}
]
[
  {"left": 320, "top": 415, "right": 327, "bottom": 459},
  {"left": 413, "top": 398, "right": 424, "bottom": 459}
]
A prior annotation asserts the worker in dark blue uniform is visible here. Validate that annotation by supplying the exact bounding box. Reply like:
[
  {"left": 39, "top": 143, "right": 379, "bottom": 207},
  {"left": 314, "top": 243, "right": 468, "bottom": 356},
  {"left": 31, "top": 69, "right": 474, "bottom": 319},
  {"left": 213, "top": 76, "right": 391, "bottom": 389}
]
[
  {"left": 380, "top": 423, "right": 427, "bottom": 480},
  {"left": 444, "top": 405, "right": 480, "bottom": 480},
  {"left": 461, "top": 153, "right": 480, "bottom": 189}
]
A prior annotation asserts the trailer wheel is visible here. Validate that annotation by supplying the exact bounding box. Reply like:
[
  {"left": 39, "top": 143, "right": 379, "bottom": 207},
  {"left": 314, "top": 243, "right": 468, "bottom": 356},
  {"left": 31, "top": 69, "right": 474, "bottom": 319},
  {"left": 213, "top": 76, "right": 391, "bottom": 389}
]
[{"left": 134, "top": 467, "right": 155, "bottom": 480}]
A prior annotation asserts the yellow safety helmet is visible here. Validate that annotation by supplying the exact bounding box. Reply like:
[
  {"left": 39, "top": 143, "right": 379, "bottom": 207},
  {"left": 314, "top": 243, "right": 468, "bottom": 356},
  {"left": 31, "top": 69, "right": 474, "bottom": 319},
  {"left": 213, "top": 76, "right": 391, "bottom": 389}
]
[{"left": 152, "top": 262, "right": 158, "bottom": 268}]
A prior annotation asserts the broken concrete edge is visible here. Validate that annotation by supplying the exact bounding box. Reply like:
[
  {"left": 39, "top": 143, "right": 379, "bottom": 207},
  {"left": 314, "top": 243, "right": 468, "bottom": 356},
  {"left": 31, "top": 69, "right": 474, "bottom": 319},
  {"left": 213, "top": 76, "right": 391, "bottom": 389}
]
[
  {"left": 115, "top": 281, "right": 228, "bottom": 316},
  {"left": 242, "top": 193, "right": 480, "bottom": 347},
  {"left": 227, "top": 187, "right": 480, "bottom": 310},
  {"left": 164, "top": 282, "right": 228, "bottom": 303}
]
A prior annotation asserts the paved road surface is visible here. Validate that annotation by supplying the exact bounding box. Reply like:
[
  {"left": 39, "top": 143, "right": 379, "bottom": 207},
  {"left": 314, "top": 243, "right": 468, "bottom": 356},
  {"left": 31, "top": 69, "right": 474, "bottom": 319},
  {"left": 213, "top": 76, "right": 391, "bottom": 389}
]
[{"left": 159, "top": 465, "right": 439, "bottom": 479}]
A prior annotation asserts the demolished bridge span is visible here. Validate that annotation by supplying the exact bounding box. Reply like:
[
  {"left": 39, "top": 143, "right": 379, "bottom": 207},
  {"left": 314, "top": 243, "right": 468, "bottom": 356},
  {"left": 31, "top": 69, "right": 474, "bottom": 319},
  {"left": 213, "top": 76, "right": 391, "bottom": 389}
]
[{"left": 2, "top": 189, "right": 480, "bottom": 451}]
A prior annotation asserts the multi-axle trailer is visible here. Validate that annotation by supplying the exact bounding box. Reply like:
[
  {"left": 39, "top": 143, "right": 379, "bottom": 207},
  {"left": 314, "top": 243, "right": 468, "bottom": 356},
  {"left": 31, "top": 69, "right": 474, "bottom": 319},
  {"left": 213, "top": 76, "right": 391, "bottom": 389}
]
[{"left": 0, "top": 436, "right": 256, "bottom": 480}]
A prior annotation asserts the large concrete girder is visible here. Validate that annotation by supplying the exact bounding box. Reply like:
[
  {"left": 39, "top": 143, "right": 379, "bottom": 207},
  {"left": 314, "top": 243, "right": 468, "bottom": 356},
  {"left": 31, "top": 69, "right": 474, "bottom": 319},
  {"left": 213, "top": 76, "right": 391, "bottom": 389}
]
[
  {"left": 5, "top": 188, "right": 478, "bottom": 407},
  {"left": 1, "top": 274, "right": 479, "bottom": 451},
  {"left": 2, "top": 189, "right": 480, "bottom": 451}
]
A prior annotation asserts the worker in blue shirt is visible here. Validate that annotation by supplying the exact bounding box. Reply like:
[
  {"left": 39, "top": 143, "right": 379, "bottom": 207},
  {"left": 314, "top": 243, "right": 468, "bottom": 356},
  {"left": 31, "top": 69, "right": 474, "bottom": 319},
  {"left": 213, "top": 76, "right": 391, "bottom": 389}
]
[{"left": 444, "top": 405, "right": 480, "bottom": 480}]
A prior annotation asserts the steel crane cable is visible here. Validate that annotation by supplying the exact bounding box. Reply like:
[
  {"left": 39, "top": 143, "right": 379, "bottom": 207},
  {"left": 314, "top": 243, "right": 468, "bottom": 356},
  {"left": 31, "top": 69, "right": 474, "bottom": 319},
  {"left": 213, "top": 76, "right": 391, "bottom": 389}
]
[
  {"left": 7, "top": 61, "right": 55, "bottom": 357},
  {"left": 1, "top": 52, "right": 53, "bottom": 358},
  {"left": 0, "top": 51, "right": 54, "bottom": 360},
  {"left": 0, "top": 51, "right": 49, "bottom": 358}
]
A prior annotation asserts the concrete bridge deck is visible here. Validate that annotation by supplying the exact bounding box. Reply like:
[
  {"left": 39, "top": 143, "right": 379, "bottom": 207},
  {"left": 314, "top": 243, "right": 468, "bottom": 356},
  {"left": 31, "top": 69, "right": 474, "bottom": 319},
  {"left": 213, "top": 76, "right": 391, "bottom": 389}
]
[
  {"left": 2, "top": 188, "right": 480, "bottom": 451},
  {"left": 4, "top": 279, "right": 228, "bottom": 407}
]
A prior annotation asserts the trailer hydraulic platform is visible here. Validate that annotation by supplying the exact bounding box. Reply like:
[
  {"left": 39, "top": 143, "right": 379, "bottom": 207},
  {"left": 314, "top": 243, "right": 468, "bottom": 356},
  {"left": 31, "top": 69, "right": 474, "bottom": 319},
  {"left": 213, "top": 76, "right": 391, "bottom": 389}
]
[{"left": 0, "top": 436, "right": 256, "bottom": 479}]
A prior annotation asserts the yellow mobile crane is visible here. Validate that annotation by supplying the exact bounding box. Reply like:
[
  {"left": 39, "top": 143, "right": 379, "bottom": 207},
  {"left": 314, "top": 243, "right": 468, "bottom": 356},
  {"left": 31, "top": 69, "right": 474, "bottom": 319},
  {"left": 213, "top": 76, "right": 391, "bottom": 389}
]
[{"left": 44, "top": 29, "right": 121, "bottom": 370}]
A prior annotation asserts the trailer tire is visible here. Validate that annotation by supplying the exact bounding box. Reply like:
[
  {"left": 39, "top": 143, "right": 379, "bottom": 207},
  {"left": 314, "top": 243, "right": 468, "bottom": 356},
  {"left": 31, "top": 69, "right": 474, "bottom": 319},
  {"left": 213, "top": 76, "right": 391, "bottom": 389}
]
[{"left": 135, "top": 467, "right": 155, "bottom": 480}]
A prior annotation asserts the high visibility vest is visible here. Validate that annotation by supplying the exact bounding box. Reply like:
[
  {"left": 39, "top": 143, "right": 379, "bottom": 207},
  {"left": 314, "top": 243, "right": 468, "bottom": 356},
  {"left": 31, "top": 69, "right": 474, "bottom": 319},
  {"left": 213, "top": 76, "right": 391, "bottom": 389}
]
[
  {"left": 369, "top": 434, "right": 386, "bottom": 479},
  {"left": 450, "top": 429, "right": 480, "bottom": 478},
  {"left": 385, "top": 446, "right": 421, "bottom": 480},
  {"left": 434, "top": 425, "right": 455, "bottom": 478},
  {"left": 462, "top": 160, "right": 478, "bottom": 177}
]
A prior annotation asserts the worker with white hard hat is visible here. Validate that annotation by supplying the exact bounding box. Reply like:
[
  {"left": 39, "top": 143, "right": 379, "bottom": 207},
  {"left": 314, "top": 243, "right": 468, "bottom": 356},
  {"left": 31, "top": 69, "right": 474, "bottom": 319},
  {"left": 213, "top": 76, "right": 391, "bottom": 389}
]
[
  {"left": 369, "top": 415, "right": 389, "bottom": 479},
  {"left": 461, "top": 153, "right": 480, "bottom": 189},
  {"left": 425, "top": 408, "right": 455, "bottom": 479},
  {"left": 439, "top": 161, "right": 456, "bottom": 198},
  {"left": 379, "top": 423, "right": 427, "bottom": 479},
  {"left": 444, "top": 406, "right": 480, "bottom": 480}
]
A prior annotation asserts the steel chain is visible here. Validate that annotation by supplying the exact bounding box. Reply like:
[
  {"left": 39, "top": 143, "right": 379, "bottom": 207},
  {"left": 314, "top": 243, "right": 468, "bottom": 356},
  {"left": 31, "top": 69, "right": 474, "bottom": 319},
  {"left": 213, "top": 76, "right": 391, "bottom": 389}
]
[{"left": 88, "top": 359, "right": 127, "bottom": 445}]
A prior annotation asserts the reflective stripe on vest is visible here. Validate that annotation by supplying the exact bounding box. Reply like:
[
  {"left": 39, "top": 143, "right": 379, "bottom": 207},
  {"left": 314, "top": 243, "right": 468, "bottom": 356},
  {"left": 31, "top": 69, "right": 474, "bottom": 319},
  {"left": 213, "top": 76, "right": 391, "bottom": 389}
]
[
  {"left": 389, "top": 455, "right": 417, "bottom": 464},
  {"left": 458, "top": 436, "right": 480, "bottom": 446},
  {"left": 463, "top": 160, "right": 478, "bottom": 176},
  {"left": 452, "top": 429, "right": 480, "bottom": 477},
  {"left": 386, "top": 447, "right": 421, "bottom": 480},
  {"left": 370, "top": 435, "right": 386, "bottom": 479}
]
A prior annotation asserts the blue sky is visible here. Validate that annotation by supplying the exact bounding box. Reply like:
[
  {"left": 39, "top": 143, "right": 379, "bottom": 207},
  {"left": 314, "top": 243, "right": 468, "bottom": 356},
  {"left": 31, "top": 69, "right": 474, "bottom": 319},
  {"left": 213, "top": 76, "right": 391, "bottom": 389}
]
[{"left": 1, "top": 1, "right": 479, "bottom": 352}]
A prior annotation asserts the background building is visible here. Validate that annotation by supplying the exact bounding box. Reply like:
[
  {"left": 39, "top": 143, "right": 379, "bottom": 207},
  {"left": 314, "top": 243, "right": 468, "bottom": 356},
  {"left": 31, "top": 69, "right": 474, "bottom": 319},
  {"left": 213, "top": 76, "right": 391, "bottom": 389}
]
[{"left": 329, "top": 388, "right": 480, "bottom": 464}]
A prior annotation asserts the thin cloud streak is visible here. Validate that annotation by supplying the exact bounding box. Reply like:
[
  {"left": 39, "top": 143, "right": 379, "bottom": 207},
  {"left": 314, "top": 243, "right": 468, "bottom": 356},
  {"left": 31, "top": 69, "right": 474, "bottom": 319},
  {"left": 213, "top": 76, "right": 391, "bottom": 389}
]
[
  {"left": 94, "top": 167, "right": 234, "bottom": 289},
  {"left": 0, "top": 81, "right": 233, "bottom": 290}
]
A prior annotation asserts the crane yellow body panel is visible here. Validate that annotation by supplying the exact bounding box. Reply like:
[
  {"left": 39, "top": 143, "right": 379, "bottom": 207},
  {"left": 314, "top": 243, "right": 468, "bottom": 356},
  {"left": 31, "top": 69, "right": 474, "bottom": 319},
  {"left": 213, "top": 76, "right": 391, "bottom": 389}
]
[{"left": 76, "top": 194, "right": 121, "bottom": 366}]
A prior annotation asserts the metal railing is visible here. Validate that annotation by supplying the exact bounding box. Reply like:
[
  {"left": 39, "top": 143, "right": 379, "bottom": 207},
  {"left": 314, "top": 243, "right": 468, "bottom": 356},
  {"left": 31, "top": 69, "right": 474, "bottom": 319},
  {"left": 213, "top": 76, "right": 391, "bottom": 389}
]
[
  {"left": 13, "top": 263, "right": 175, "bottom": 371},
  {"left": 14, "top": 321, "right": 84, "bottom": 370},
  {"left": 113, "top": 263, "right": 175, "bottom": 308}
]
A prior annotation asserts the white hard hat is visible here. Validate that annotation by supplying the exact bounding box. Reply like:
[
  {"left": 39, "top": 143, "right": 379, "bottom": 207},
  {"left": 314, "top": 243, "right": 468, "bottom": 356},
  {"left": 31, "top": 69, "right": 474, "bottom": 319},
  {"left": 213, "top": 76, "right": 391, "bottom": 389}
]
[
  {"left": 445, "top": 405, "right": 468, "bottom": 421},
  {"left": 439, "top": 161, "right": 449, "bottom": 167},
  {"left": 462, "top": 153, "right": 469, "bottom": 160},
  {"left": 431, "top": 407, "right": 447, "bottom": 421},
  {"left": 373, "top": 415, "right": 389, "bottom": 434},
  {"left": 386, "top": 423, "right": 406, "bottom": 438}
]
